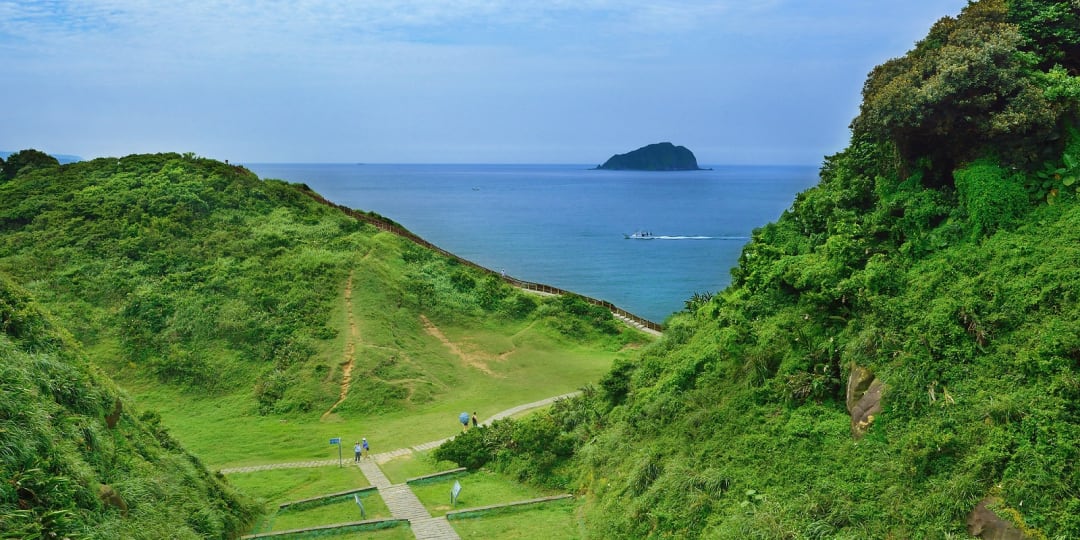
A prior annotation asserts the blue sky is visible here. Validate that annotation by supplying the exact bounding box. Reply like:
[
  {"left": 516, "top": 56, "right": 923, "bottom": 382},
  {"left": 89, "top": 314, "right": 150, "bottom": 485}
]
[{"left": 1, "top": 1, "right": 969, "bottom": 165}]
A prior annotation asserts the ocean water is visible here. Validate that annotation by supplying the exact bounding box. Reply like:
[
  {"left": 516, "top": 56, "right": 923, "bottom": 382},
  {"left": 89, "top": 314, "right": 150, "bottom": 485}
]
[{"left": 245, "top": 163, "right": 820, "bottom": 323}]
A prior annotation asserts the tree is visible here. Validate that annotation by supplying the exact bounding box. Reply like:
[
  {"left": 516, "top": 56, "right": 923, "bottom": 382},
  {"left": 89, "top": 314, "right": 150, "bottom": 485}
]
[
  {"left": 1007, "top": 0, "right": 1080, "bottom": 72},
  {"left": 852, "top": 0, "right": 1060, "bottom": 185},
  {"left": 1, "top": 149, "right": 60, "bottom": 180}
]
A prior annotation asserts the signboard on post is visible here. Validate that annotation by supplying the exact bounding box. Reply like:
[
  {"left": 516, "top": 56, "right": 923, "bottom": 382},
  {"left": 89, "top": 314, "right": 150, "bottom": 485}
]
[
  {"left": 329, "top": 438, "right": 342, "bottom": 467},
  {"left": 354, "top": 494, "right": 366, "bottom": 519},
  {"left": 451, "top": 480, "right": 462, "bottom": 506}
]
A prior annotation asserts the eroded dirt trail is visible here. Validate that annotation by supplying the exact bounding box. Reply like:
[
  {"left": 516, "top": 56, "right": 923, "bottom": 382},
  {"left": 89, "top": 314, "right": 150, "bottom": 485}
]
[
  {"left": 321, "top": 271, "right": 359, "bottom": 420},
  {"left": 419, "top": 314, "right": 499, "bottom": 376}
]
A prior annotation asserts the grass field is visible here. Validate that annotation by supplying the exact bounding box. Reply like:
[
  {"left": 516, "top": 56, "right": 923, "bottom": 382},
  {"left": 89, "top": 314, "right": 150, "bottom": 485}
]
[
  {"left": 119, "top": 257, "right": 652, "bottom": 536},
  {"left": 379, "top": 450, "right": 459, "bottom": 485},
  {"left": 450, "top": 499, "right": 583, "bottom": 539},
  {"left": 411, "top": 470, "right": 560, "bottom": 517},
  {"left": 131, "top": 314, "right": 631, "bottom": 468},
  {"left": 227, "top": 467, "right": 370, "bottom": 505}
]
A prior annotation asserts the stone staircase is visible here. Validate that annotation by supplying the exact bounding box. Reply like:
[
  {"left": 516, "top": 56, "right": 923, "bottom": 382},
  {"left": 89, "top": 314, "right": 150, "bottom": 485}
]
[{"left": 358, "top": 460, "right": 460, "bottom": 540}]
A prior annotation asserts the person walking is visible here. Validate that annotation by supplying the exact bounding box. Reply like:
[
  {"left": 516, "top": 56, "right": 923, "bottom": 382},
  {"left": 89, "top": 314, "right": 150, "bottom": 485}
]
[
  {"left": 353, "top": 441, "right": 362, "bottom": 463},
  {"left": 471, "top": 411, "right": 479, "bottom": 428},
  {"left": 361, "top": 438, "right": 369, "bottom": 459}
]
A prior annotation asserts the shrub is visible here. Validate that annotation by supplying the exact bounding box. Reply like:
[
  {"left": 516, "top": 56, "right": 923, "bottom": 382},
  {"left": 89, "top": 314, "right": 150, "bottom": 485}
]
[{"left": 953, "top": 158, "right": 1030, "bottom": 238}]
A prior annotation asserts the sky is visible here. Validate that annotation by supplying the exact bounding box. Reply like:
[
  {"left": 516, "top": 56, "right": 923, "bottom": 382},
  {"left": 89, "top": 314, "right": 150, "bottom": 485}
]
[{"left": 1, "top": 1, "right": 970, "bottom": 165}]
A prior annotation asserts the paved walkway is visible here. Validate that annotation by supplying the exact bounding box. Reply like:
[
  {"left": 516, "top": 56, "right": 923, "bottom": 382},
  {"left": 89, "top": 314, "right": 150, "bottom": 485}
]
[
  {"left": 613, "top": 312, "right": 663, "bottom": 337},
  {"left": 226, "top": 392, "right": 584, "bottom": 539},
  {"left": 220, "top": 392, "right": 582, "bottom": 474},
  {"left": 358, "top": 461, "right": 459, "bottom": 539}
]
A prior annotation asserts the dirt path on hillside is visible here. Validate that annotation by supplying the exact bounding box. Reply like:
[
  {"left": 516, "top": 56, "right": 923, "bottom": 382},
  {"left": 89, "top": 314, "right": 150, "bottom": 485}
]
[
  {"left": 321, "top": 271, "right": 359, "bottom": 420},
  {"left": 419, "top": 314, "right": 499, "bottom": 376}
]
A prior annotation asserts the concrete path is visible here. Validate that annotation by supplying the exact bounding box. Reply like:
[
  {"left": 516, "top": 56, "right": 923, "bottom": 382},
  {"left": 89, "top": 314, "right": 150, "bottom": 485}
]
[
  {"left": 223, "top": 392, "right": 586, "bottom": 539},
  {"left": 613, "top": 312, "right": 663, "bottom": 337},
  {"left": 358, "top": 460, "right": 459, "bottom": 539},
  {"left": 220, "top": 392, "right": 582, "bottom": 474}
]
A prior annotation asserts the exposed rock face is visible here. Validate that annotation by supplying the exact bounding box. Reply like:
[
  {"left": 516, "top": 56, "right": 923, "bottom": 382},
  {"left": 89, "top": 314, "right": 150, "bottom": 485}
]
[
  {"left": 98, "top": 484, "right": 128, "bottom": 516},
  {"left": 846, "top": 364, "right": 884, "bottom": 438},
  {"left": 967, "top": 497, "right": 1030, "bottom": 540},
  {"left": 596, "top": 142, "right": 703, "bottom": 171},
  {"left": 105, "top": 397, "right": 122, "bottom": 429}
]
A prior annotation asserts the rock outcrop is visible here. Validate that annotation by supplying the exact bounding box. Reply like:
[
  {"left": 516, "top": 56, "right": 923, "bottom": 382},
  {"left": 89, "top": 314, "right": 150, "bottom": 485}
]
[
  {"left": 967, "top": 497, "right": 1031, "bottom": 540},
  {"left": 846, "top": 364, "right": 884, "bottom": 438}
]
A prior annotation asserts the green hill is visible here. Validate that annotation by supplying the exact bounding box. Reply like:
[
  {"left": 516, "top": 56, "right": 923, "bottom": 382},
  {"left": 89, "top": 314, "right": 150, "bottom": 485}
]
[
  {"left": 0, "top": 273, "right": 258, "bottom": 538},
  {"left": 436, "top": 1, "right": 1080, "bottom": 538},
  {"left": 0, "top": 150, "right": 650, "bottom": 535}
]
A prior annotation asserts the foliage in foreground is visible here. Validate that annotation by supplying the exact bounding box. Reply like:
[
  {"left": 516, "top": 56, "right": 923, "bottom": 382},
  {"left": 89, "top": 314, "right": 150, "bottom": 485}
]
[
  {"left": 0, "top": 273, "right": 258, "bottom": 539},
  {"left": 434, "top": 1, "right": 1080, "bottom": 537}
]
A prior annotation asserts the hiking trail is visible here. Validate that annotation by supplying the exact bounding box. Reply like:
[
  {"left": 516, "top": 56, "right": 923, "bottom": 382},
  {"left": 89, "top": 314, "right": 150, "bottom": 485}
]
[
  {"left": 321, "top": 271, "right": 358, "bottom": 420},
  {"left": 419, "top": 314, "right": 500, "bottom": 376}
]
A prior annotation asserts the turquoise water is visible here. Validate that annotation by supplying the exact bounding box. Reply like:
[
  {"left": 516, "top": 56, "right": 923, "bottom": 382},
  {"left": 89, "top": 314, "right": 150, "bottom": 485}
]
[{"left": 246, "top": 163, "right": 819, "bottom": 323}]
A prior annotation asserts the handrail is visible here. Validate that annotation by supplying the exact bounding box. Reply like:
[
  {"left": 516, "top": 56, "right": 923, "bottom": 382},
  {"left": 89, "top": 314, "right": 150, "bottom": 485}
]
[{"left": 300, "top": 189, "right": 664, "bottom": 333}]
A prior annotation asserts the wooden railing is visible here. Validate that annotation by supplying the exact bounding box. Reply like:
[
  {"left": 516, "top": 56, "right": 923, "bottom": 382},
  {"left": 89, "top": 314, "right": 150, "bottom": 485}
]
[{"left": 301, "top": 188, "right": 664, "bottom": 333}]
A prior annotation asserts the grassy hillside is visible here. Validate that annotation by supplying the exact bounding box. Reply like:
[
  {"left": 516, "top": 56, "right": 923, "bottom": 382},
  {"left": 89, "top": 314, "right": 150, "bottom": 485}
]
[
  {"left": 0, "top": 149, "right": 650, "bottom": 533},
  {"left": 0, "top": 151, "right": 646, "bottom": 417},
  {"left": 434, "top": 1, "right": 1080, "bottom": 538},
  {"left": 0, "top": 272, "right": 258, "bottom": 539}
]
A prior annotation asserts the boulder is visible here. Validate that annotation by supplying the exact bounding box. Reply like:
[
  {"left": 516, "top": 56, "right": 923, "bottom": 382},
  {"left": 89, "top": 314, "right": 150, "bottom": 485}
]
[
  {"left": 846, "top": 364, "right": 884, "bottom": 438},
  {"left": 967, "top": 497, "right": 1030, "bottom": 539}
]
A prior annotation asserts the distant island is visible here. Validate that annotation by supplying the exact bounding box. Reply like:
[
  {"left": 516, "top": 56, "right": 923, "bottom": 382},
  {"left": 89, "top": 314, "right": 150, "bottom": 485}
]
[
  {"left": 595, "top": 142, "right": 705, "bottom": 171},
  {"left": 0, "top": 150, "right": 81, "bottom": 164}
]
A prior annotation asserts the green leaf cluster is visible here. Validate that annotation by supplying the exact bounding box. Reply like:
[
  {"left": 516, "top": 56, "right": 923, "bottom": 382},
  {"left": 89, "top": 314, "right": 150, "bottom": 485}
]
[{"left": 853, "top": 0, "right": 1079, "bottom": 185}]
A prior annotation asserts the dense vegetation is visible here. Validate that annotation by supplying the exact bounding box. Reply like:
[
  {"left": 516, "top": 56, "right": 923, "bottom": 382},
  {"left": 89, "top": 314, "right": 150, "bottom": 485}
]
[
  {"left": 439, "top": 1, "right": 1080, "bottom": 537},
  {"left": 0, "top": 273, "right": 257, "bottom": 538}
]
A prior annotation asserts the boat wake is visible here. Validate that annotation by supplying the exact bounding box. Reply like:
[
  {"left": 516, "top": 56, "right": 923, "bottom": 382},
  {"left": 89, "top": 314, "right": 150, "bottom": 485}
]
[
  {"left": 653, "top": 235, "right": 746, "bottom": 240},
  {"left": 626, "top": 234, "right": 748, "bottom": 240}
]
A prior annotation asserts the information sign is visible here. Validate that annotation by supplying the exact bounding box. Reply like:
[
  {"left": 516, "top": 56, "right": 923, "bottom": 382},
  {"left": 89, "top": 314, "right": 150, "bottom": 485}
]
[
  {"left": 354, "top": 494, "right": 366, "bottom": 519},
  {"left": 451, "top": 480, "right": 462, "bottom": 506}
]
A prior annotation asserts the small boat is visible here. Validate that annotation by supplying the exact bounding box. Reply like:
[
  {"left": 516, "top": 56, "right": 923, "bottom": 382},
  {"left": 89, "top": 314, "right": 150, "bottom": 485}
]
[{"left": 624, "top": 231, "right": 655, "bottom": 239}]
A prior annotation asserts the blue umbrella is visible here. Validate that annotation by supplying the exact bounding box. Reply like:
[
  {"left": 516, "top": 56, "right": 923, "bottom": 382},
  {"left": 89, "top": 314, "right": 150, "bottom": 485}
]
[{"left": 459, "top": 412, "right": 470, "bottom": 425}]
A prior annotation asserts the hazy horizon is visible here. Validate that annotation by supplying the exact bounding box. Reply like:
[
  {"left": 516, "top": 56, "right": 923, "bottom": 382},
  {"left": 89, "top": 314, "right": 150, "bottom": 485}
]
[{"left": 3, "top": 1, "right": 969, "bottom": 165}]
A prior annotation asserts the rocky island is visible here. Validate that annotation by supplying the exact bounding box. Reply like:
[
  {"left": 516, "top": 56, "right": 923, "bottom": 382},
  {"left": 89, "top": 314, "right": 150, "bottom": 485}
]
[{"left": 595, "top": 142, "right": 705, "bottom": 171}]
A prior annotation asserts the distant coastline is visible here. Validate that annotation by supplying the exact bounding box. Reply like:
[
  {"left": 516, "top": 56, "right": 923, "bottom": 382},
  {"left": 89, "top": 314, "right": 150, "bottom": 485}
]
[{"left": 0, "top": 150, "right": 82, "bottom": 164}]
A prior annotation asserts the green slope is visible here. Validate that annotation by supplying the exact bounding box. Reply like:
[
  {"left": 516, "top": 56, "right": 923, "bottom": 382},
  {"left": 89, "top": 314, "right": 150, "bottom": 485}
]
[
  {"left": 0, "top": 273, "right": 258, "bottom": 538},
  {"left": 0, "top": 149, "right": 652, "bottom": 532},
  {"left": 433, "top": 1, "right": 1080, "bottom": 538}
]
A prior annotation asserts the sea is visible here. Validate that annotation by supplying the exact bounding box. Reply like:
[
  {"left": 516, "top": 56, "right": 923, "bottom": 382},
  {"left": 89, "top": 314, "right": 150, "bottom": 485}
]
[{"left": 244, "top": 163, "right": 820, "bottom": 324}]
